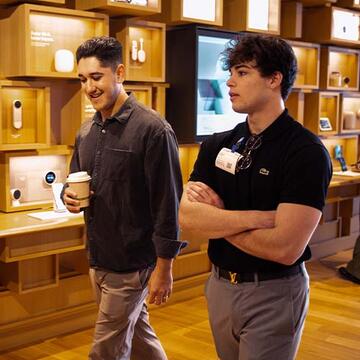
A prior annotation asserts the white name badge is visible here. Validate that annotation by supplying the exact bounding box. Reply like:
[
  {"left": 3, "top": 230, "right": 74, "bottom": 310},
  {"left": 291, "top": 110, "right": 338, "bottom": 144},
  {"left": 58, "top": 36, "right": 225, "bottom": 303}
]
[{"left": 215, "top": 148, "right": 242, "bottom": 175}]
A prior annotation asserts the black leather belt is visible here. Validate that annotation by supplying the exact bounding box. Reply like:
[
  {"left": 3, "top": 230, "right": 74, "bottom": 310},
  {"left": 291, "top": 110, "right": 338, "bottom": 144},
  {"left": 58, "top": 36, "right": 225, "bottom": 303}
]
[{"left": 218, "top": 264, "right": 302, "bottom": 284}]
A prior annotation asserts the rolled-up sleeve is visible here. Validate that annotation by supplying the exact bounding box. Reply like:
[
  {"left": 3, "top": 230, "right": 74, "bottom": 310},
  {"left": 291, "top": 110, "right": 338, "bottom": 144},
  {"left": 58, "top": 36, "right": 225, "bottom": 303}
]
[{"left": 145, "top": 125, "right": 186, "bottom": 258}]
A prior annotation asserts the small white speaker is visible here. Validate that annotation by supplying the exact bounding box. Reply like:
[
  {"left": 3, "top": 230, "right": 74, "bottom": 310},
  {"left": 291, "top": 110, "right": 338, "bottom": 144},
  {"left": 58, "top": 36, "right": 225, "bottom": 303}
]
[{"left": 55, "top": 49, "right": 74, "bottom": 72}]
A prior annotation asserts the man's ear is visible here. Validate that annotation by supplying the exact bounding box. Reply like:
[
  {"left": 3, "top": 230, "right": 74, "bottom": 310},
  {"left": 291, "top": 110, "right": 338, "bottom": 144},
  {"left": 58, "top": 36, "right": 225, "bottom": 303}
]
[
  {"left": 115, "top": 63, "right": 125, "bottom": 83},
  {"left": 268, "top": 71, "right": 283, "bottom": 90}
]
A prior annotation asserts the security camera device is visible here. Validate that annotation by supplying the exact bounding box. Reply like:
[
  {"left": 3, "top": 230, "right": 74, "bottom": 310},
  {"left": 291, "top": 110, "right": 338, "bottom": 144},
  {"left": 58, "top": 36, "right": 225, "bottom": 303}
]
[
  {"left": 12, "top": 99, "right": 23, "bottom": 130},
  {"left": 10, "top": 188, "right": 22, "bottom": 207}
]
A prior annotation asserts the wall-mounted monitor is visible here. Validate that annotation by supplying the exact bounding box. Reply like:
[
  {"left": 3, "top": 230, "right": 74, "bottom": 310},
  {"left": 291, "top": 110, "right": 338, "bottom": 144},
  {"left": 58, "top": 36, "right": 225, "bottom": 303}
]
[{"left": 166, "top": 25, "right": 247, "bottom": 143}]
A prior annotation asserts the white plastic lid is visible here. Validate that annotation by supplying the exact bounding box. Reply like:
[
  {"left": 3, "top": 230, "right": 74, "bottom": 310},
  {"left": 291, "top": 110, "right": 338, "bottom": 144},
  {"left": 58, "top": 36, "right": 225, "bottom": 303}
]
[{"left": 67, "top": 171, "right": 91, "bottom": 183}]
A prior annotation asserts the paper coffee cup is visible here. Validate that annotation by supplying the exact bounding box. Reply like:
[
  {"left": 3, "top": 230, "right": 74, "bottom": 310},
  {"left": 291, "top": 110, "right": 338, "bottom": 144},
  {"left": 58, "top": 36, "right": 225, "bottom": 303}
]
[{"left": 66, "top": 171, "right": 91, "bottom": 207}]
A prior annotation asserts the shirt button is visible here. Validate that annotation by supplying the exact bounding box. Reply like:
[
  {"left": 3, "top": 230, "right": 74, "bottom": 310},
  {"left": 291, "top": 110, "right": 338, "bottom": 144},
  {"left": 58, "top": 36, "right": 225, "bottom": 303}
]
[
  {"left": 101, "top": 129, "right": 106, "bottom": 134},
  {"left": 97, "top": 150, "right": 101, "bottom": 155}
]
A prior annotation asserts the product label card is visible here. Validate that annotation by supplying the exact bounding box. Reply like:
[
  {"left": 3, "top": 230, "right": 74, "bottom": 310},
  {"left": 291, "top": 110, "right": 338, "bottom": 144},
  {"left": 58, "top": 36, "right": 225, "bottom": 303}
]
[{"left": 215, "top": 147, "right": 242, "bottom": 175}]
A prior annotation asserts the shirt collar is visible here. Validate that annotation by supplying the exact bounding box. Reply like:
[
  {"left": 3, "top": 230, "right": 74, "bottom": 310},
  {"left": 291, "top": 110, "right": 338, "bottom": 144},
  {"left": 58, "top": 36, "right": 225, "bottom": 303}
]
[
  {"left": 93, "top": 93, "right": 136, "bottom": 125},
  {"left": 245, "top": 109, "right": 291, "bottom": 141}
]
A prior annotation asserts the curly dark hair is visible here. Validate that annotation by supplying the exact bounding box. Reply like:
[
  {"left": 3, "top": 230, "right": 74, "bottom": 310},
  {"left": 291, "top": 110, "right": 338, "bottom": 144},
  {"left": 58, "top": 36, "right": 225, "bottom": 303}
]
[
  {"left": 221, "top": 34, "right": 297, "bottom": 100},
  {"left": 76, "top": 36, "right": 122, "bottom": 71}
]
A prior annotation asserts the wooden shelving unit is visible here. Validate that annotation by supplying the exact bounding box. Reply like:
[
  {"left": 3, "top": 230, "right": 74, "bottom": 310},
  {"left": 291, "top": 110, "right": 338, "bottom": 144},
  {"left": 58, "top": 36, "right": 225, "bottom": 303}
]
[
  {"left": 151, "top": 0, "right": 223, "bottom": 26},
  {"left": 322, "top": 135, "right": 358, "bottom": 171},
  {"left": 0, "top": 4, "right": 108, "bottom": 78},
  {"left": 304, "top": 92, "right": 340, "bottom": 136},
  {"left": 0, "top": 81, "right": 50, "bottom": 151},
  {"left": 111, "top": 19, "right": 165, "bottom": 82},
  {"left": 320, "top": 46, "right": 360, "bottom": 91},
  {"left": 223, "top": 0, "right": 281, "bottom": 34},
  {"left": 179, "top": 144, "right": 200, "bottom": 185},
  {"left": 303, "top": 6, "right": 360, "bottom": 46},
  {"left": 0, "top": 0, "right": 65, "bottom": 4},
  {"left": 281, "top": 1, "right": 302, "bottom": 39},
  {"left": 285, "top": 90, "right": 305, "bottom": 125},
  {"left": 337, "top": 0, "right": 360, "bottom": 9},
  {"left": 340, "top": 93, "right": 360, "bottom": 133},
  {"left": 0, "top": 146, "right": 71, "bottom": 212},
  {"left": 75, "top": 0, "right": 161, "bottom": 17},
  {"left": 290, "top": 41, "right": 320, "bottom": 89}
]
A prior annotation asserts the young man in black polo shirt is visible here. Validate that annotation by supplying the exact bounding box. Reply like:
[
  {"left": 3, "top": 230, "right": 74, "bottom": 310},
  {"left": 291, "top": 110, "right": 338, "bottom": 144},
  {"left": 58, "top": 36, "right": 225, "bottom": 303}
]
[{"left": 179, "top": 34, "right": 332, "bottom": 359}]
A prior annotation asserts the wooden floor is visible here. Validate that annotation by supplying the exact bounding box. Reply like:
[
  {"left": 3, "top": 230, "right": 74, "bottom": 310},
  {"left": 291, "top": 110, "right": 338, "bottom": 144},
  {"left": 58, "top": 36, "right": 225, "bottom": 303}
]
[{"left": 1, "top": 250, "right": 360, "bottom": 360}]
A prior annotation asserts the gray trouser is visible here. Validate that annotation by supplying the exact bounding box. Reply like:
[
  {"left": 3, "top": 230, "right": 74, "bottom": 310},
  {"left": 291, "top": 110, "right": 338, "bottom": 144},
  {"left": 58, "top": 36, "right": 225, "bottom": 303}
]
[
  {"left": 88, "top": 267, "right": 167, "bottom": 360},
  {"left": 205, "top": 265, "right": 309, "bottom": 360}
]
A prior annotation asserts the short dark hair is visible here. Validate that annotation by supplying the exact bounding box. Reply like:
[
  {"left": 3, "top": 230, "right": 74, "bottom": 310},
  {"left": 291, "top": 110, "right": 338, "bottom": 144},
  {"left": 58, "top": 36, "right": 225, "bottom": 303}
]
[
  {"left": 76, "top": 36, "right": 122, "bottom": 71},
  {"left": 221, "top": 34, "right": 297, "bottom": 100}
]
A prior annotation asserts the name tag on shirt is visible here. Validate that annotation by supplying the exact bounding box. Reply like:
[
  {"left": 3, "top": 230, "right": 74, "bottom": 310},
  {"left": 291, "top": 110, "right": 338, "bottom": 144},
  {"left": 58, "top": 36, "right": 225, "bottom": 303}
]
[{"left": 215, "top": 148, "right": 242, "bottom": 175}]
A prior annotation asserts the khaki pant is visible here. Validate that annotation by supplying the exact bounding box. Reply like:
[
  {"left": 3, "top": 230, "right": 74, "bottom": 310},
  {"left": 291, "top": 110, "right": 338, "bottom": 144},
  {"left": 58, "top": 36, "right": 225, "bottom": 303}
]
[
  {"left": 88, "top": 267, "right": 167, "bottom": 360},
  {"left": 205, "top": 265, "right": 309, "bottom": 360}
]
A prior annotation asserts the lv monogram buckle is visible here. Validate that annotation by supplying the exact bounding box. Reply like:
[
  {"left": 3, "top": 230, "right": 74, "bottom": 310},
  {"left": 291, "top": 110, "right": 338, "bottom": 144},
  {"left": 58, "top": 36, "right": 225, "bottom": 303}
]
[{"left": 229, "top": 271, "right": 238, "bottom": 284}]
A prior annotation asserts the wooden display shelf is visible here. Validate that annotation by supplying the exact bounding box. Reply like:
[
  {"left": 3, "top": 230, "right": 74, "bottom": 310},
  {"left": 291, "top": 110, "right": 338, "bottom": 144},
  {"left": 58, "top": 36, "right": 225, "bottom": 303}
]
[
  {"left": 304, "top": 92, "right": 340, "bottom": 136},
  {"left": 290, "top": 41, "right": 320, "bottom": 89},
  {"left": 179, "top": 144, "right": 200, "bottom": 185},
  {"left": 0, "top": 80, "right": 50, "bottom": 151},
  {"left": 0, "top": 226, "right": 85, "bottom": 263},
  {"left": 285, "top": 90, "right": 305, "bottom": 125},
  {"left": 111, "top": 19, "right": 165, "bottom": 82},
  {"left": 340, "top": 93, "right": 360, "bottom": 134},
  {"left": 75, "top": 0, "right": 161, "bottom": 17},
  {"left": 0, "top": 146, "right": 71, "bottom": 213},
  {"left": 223, "top": 0, "right": 280, "bottom": 35},
  {"left": 320, "top": 201, "right": 339, "bottom": 224},
  {"left": 151, "top": 0, "right": 223, "bottom": 26},
  {"left": 0, "top": 0, "right": 65, "bottom": 4},
  {"left": 173, "top": 250, "right": 210, "bottom": 281},
  {"left": 322, "top": 135, "right": 358, "bottom": 172},
  {"left": 310, "top": 217, "right": 342, "bottom": 244},
  {"left": 339, "top": 196, "right": 360, "bottom": 217},
  {"left": 337, "top": 0, "right": 360, "bottom": 9},
  {"left": 320, "top": 47, "right": 360, "bottom": 91},
  {"left": 296, "top": 0, "right": 336, "bottom": 5},
  {"left": 281, "top": 1, "right": 302, "bottom": 39},
  {"left": 60, "top": 82, "right": 154, "bottom": 145},
  {"left": 0, "top": 4, "right": 108, "bottom": 78},
  {"left": 303, "top": 6, "right": 360, "bottom": 46},
  {"left": 0, "top": 254, "right": 59, "bottom": 294}
]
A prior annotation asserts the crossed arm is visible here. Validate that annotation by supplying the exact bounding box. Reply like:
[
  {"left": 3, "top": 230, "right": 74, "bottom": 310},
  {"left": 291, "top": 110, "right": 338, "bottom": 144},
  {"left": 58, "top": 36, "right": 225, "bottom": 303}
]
[{"left": 179, "top": 181, "right": 322, "bottom": 265}]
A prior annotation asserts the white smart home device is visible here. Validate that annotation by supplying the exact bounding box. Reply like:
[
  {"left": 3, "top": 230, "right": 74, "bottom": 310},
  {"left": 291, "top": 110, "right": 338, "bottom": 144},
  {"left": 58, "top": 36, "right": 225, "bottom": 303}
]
[
  {"left": 12, "top": 99, "right": 23, "bottom": 130},
  {"left": 55, "top": 49, "right": 74, "bottom": 73}
]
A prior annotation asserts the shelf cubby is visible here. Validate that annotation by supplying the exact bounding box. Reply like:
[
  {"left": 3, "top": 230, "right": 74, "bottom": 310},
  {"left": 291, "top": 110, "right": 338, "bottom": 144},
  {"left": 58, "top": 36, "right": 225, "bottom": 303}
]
[
  {"left": 320, "top": 46, "right": 360, "bottom": 91},
  {"left": 281, "top": 1, "right": 302, "bottom": 39},
  {"left": 340, "top": 93, "right": 360, "bottom": 134},
  {"left": 290, "top": 41, "right": 320, "bottom": 90},
  {"left": 0, "top": 254, "right": 59, "bottom": 294},
  {"left": 285, "top": 90, "right": 305, "bottom": 125},
  {"left": 303, "top": 6, "right": 360, "bottom": 46},
  {"left": 111, "top": 19, "right": 165, "bottom": 82},
  {"left": 337, "top": 0, "right": 360, "bottom": 9},
  {"left": 304, "top": 92, "right": 340, "bottom": 136},
  {"left": 75, "top": 0, "right": 161, "bottom": 17},
  {"left": 151, "top": 0, "right": 223, "bottom": 26},
  {"left": 0, "top": 146, "right": 71, "bottom": 213},
  {"left": 223, "top": 0, "right": 281, "bottom": 34},
  {"left": 0, "top": 81, "right": 50, "bottom": 151},
  {"left": 321, "top": 135, "right": 358, "bottom": 172},
  {"left": 0, "top": 4, "right": 108, "bottom": 78}
]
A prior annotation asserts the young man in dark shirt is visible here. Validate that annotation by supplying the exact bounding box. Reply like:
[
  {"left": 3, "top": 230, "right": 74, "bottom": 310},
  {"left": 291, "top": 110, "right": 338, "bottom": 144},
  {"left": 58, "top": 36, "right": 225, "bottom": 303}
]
[
  {"left": 63, "top": 36, "right": 184, "bottom": 360},
  {"left": 179, "top": 34, "right": 332, "bottom": 360}
]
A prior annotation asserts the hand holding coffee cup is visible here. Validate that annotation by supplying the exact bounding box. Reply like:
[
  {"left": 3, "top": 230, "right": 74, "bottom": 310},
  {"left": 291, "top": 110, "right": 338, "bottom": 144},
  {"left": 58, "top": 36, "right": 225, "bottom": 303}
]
[{"left": 65, "top": 171, "right": 91, "bottom": 212}]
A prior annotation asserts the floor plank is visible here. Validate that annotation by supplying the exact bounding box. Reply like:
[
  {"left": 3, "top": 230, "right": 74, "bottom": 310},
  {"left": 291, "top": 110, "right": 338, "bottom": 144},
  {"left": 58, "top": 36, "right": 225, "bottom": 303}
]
[{"left": 1, "top": 250, "right": 360, "bottom": 359}]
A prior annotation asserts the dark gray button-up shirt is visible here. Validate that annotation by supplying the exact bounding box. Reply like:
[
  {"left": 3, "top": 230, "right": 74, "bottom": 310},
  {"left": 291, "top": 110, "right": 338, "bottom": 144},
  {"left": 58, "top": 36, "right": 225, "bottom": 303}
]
[{"left": 69, "top": 94, "right": 184, "bottom": 272}]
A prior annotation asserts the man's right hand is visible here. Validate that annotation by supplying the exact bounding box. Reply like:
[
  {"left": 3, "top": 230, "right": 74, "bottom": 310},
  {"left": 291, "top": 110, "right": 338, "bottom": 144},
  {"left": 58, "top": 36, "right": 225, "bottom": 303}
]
[{"left": 63, "top": 187, "right": 81, "bottom": 213}]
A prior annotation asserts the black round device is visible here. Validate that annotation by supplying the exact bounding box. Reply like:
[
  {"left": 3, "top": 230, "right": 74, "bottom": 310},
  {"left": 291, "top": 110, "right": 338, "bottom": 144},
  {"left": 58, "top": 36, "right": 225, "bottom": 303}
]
[
  {"left": 13, "top": 100, "right": 22, "bottom": 108},
  {"left": 44, "top": 171, "right": 57, "bottom": 185}
]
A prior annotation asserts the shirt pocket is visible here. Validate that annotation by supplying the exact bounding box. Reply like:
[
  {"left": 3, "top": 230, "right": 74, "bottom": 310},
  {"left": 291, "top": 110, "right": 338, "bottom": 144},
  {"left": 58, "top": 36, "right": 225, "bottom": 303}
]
[{"left": 103, "top": 147, "right": 133, "bottom": 181}]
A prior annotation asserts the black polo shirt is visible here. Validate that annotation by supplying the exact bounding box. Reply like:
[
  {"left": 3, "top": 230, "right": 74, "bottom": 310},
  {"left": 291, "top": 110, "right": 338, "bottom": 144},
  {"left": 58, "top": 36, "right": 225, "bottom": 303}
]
[{"left": 190, "top": 110, "right": 332, "bottom": 273}]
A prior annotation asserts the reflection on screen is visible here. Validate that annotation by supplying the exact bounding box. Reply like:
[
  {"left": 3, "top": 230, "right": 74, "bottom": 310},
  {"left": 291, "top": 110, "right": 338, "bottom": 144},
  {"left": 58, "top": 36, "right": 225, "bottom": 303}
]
[{"left": 197, "top": 36, "right": 247, "bottom": 136}]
